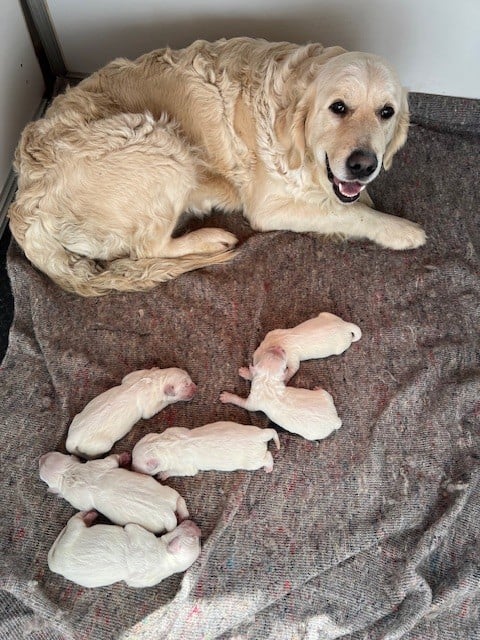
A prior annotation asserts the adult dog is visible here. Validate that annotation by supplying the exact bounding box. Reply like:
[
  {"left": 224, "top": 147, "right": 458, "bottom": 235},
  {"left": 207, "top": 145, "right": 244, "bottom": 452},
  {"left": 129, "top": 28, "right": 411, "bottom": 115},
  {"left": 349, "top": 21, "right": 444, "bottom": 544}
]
[{"left": 9, "top": 37, "right": 425, "bottom": 296}]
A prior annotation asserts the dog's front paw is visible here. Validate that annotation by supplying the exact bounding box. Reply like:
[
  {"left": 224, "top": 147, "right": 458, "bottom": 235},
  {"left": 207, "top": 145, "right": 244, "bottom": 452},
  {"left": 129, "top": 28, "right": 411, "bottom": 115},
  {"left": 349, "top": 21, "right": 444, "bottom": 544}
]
[{"left": 375, "top": 216, "right": 426, "bottom": 250}]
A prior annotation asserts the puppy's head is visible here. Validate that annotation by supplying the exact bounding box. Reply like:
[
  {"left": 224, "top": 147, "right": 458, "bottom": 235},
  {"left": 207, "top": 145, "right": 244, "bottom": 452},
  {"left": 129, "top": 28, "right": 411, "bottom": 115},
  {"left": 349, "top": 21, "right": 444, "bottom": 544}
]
[
  {"left": 122, "top": 367, "right": 197, "bottom": 402},
  {"left": 39, "top": 451, "right": 79, "bottom": 491},
  {"left": 163, "top": 519, "right": 202, "bottom": 559},
  {"left": 131, "top": 433, "right": 166, "bottom": 476},
  {"left": 253, "top": 346, "right": 289, "bottom": 381},
  {"left": 280, "top": 51, "right": 409, "bottom": 204},
  {"left": 162, "top": 368, "right": 197, "bottom": 401}
]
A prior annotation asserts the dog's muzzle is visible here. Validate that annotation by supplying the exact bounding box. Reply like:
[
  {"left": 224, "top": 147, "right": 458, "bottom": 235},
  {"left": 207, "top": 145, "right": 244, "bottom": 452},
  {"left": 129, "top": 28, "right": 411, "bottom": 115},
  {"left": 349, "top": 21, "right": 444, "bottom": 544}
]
[{"left": 326, "top": 154, "right": 373, "bottom": 204}]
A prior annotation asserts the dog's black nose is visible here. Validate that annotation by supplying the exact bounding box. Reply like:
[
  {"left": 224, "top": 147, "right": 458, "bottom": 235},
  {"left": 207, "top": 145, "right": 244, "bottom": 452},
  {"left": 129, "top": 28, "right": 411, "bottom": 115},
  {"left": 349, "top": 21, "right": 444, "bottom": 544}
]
[{"left": 346, "top": 149, "right": 378, "bottom": 180}]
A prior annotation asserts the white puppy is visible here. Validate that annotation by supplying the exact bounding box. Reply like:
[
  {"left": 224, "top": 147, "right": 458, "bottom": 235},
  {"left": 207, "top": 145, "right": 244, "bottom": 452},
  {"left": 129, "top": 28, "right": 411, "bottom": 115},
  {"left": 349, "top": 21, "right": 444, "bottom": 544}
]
[
  {"left": 66, "top": 367, "right": 197, "bottom": 458},
  {"left": 47, "top": 510, "right": 201, "bottom": 588},
  {"left": 221, "top": 346, "right": 342, "bottom": 441},
  {"left": 132, "top": 421, "right": 280, "bottom": 479},
  {"left": 239, "top": 312, "right": 361, "bottom": 382},
  {"left": 39, "top": 451, "right": 189, "bottom": 533}
]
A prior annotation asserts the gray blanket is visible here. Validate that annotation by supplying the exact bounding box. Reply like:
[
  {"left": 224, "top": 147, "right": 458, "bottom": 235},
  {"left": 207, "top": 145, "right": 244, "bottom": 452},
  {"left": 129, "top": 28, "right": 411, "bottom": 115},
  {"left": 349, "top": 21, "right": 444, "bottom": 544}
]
[{"left": 1, "top": 96, "right": 479, "bottom": 640}]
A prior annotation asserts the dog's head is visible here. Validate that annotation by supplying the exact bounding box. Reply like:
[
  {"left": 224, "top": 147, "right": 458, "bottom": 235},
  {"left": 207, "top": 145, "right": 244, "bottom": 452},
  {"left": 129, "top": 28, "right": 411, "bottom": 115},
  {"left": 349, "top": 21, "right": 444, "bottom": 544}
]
[{"left": 278, "top": 51, "right": 409, "bottom": 204}]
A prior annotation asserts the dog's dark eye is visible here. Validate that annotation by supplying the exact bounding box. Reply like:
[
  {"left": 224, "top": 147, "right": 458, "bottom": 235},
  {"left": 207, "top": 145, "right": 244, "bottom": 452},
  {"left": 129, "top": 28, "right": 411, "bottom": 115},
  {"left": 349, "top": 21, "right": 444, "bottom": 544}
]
[
  {"left": 329, "top": 101, "right": 348, "bottom": 116},
  {"left": 379, "top": 105, "right": 395, "bottom": 120}
]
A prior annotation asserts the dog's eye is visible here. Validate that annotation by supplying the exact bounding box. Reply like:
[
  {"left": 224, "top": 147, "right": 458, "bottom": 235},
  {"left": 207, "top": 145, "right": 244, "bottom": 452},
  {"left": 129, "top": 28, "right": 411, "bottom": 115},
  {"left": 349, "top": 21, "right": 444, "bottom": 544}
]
[
  {"left": 379, "top": 105, "right": 395, "bottom": 120},
  {"left": 329, "top": 101, "right": 348, "bottom": 116}
]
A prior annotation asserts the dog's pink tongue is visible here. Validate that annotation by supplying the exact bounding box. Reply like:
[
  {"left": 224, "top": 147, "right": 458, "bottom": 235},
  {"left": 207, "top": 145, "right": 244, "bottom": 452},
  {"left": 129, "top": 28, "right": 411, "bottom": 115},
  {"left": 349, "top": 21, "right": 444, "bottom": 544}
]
[{"left": 334, "top": 177, "right": 362, "bottom": 197}]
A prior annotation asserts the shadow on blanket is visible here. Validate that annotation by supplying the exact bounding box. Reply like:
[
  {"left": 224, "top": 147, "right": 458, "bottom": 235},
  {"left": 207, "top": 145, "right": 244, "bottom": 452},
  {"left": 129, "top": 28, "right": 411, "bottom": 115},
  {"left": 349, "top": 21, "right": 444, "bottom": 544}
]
[{"left": 0, "top": 105, "right": 479, "bottom": 639}]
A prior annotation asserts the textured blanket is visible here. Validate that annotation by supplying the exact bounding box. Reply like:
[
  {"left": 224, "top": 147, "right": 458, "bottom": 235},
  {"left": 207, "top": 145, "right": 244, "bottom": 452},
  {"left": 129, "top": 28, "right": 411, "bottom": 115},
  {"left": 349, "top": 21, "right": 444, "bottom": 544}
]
[{"left": 0, "top": 95, "right": 479, "bottom": 640}]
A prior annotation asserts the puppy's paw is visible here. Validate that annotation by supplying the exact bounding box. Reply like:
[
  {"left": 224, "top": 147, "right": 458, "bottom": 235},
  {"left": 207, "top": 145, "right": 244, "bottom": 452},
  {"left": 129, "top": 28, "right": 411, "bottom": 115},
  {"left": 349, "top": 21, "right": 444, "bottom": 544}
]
[
  {"left": 263, "top": 452, "right": 274, "bottom": 473},
  {"left": 219, "top": 391, "right": 233, "bottom": 403},
  {"left": 238, "top": 366, "right": 252, "bottom": 380},
  {"left": 81, "top": 510, "right": 99, "bottom": 526},
  {"left": 117, "top": 452, "right": 132, "bottom": 467},
  {"left": 375, "top": 216, "right": 426, "bottom": 250}
]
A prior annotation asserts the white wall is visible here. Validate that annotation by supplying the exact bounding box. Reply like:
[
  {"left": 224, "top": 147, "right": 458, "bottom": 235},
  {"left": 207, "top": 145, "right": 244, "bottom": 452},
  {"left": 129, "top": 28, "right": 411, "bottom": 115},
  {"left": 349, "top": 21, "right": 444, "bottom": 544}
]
[
  {"left": 47, "top": 0, "right": 479, "bottom": 99},
  {"left": 1, "top": 0, "right": 44, "bottom": 191}
]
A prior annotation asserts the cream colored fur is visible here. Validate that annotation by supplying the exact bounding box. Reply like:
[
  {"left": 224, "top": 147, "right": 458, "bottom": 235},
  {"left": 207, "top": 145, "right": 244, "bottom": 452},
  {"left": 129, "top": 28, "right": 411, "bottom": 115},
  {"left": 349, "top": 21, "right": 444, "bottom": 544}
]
[
  {"left": 132, "top": 421, "right": 281, "bottom": 478},
  {"left": 220, "top": 346, "right": 342, "bottom": 441},
  {"left": 9, "top": 38, "right": 425, "bottom": 296},
  {"left": 47, "top": 512, "right": 201, "bottom": 588},
  {"left": 65, "top": 367, "right": 196, "bottom": 458},
  {"left": 239, "top": 311, "right": 362, "bottom": 382},
  {"left": 39, "top": 452, "right": 189, "bottom": 533}
]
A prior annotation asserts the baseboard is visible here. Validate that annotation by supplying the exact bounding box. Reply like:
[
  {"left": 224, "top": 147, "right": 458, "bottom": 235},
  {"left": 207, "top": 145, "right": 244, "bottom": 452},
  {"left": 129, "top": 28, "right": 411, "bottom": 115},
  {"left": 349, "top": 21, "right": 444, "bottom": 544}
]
[{"left": 0, "top": 170, "right": 18, "bottom": 237}]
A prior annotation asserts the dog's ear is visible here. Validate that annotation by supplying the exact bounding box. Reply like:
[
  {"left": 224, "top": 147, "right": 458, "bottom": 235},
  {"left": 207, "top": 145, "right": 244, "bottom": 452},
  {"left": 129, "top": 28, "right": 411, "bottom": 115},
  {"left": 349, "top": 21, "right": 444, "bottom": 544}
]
[
  {"left": 383, "top": 89, "right": 410, "bottom": 170},
  {"left": 275, "top": 99, "right": 310, "bottom": 170}
]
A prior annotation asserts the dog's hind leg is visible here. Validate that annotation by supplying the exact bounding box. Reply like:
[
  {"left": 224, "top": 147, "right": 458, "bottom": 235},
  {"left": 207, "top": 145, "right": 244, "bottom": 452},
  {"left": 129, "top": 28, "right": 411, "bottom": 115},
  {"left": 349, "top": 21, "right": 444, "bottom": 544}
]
[
  {"left": 156, "top": 173, "right": 242, "bottom": 258},
  {"left": 130, "top": 209, "right": 238, "bottom": 259},
  {"left": 160, "top": 227, "right": 238, "bottom": 258},
  {"left": 11, "top": 110, "right": 239, "bottom": 295}
]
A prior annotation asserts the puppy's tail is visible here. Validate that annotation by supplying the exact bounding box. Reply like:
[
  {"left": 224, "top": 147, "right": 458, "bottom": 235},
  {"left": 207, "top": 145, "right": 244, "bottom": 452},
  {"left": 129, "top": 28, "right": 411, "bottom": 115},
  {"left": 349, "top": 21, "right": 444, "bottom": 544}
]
[
  {"left": 267, "top": 428, "right": 281, "bottom": 450},
  {"left": 348, "top": 323, "right": 362, "bottom": 343},
  {"left": 9, "top": 213, "right": 237, "bottom": 297}
]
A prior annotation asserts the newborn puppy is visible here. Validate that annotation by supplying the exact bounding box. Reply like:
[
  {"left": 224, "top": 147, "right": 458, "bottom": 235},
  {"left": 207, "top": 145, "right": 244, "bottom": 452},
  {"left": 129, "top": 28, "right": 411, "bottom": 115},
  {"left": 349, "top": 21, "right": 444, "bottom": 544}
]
[
  {"left": 47, "top": 510, "right": 201, "bottom": 588},
  {"left": 66, "top": 367, "right": 197, "bottom": 458},
  {"left": 222, "top": 346, "right": 342, "bottom": 441},
  {"left": 132, "top": 421, "right": 280, "bottom": 479},
  {"left": 239, "top": 312, "right": 361, "bottom": 382},
  {"left": 39, "top": 451, "right": 188, "bottom": 533}
]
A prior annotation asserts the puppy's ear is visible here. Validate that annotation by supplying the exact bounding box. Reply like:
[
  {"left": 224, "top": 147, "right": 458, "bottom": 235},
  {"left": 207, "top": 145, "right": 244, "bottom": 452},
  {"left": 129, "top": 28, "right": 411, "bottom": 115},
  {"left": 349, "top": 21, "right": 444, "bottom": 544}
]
[
  {"left": 383, "top": 89, "right": 410, "bottom": 170},
  {"left": 145, "top": 458, "right": 158, "bottom": 472},
  {"left": 164, "top": 383, "right": 176, "bottom": 397},
  {"left": 267, "top": 345, "right": 286, "bottom": 358},
  {"left": 167, "top": 535, "right": 185, "bottom": 554},
  {"left": 275, "top": 99, "right": 310, "bottom": 170}
]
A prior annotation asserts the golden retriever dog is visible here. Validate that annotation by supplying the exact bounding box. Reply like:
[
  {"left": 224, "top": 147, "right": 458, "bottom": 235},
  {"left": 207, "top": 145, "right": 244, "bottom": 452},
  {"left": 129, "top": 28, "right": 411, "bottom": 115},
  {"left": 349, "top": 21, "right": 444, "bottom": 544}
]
[{"left": 9, "top": 37, "right": 425, "bottom": 296}]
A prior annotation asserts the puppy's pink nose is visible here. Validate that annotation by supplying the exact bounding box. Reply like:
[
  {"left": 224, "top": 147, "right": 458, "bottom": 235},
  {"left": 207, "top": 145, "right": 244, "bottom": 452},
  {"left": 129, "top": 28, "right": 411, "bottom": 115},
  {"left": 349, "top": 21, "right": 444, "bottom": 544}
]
[{"left": 185, "top": 382, "right": 197, "bottom": 399}]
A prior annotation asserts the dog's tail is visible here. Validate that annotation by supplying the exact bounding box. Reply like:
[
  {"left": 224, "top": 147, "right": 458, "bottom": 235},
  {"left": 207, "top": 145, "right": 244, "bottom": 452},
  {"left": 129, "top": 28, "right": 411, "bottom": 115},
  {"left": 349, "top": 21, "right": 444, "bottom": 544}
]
[{"left": 9, "top": 213, "right": 237, "bottom": 297}]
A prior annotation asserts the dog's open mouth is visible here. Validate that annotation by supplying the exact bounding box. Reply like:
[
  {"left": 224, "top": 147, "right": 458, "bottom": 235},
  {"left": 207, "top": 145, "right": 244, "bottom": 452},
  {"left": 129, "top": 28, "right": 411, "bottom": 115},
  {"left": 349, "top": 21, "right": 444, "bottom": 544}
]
[{"left": 326, "top": 155, "right": 365, "bottom": 204}]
